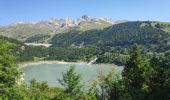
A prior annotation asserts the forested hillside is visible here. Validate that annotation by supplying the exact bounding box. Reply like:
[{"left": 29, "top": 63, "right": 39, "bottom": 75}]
[
  {"left": 1, "top": 21, "right": 170, "bottom": 65},
  {"left": 0, "top": 36, "right": 48, "bottom": 62},
  {"left": 49, "top": 21, "right": 170, "bottom": 64}
]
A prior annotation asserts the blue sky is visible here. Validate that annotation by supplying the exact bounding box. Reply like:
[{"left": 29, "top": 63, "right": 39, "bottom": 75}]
[{"left": 0, "top": 0, "right": 170, "bottom": 25}]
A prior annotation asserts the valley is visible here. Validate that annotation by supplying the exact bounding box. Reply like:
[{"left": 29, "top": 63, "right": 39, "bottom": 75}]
[
  {"left": 1, "top": 20, "right": 170, "bottom": 65},
  {"left": 1, "top": 0, "right": 170, "bottom": 99},
  {"left": 1, "top": 17, "right": 170, "bottom": 100}
]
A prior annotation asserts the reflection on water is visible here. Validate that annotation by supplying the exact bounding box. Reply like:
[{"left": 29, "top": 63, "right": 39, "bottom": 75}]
[{"left": 21, "top": 63, "right": 123, "bottom": 87}]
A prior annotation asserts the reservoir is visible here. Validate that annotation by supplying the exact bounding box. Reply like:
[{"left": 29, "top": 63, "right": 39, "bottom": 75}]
[{"left": 20, "top": 63, "right": 123, "bottom": 87}]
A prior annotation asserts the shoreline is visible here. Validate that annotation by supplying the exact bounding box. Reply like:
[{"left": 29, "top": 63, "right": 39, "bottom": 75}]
[
  {"left": 18, "top": 60, "right": 120, "bottom": 69},
  {"left": 18, "top": 60, "right": 87, "bottom": 68}
]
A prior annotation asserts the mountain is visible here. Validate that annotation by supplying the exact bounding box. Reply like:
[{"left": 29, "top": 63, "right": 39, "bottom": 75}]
[
  {"left": 51, "top": 21, "right": 170, "bottom": 48},
  {"left": 49, "top": 21, "right": 170, "bottom": 64},
  {"left": 0, "top": 15, "right": 126, "bottom": 43},
  {"left": 1, "top": 20, "right": 170, "bottom": 64}
]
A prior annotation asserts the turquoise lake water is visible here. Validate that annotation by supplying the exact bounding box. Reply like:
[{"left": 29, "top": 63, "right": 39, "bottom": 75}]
[{"left": 21, "top": 63, "right": 122, "bottom": 87}]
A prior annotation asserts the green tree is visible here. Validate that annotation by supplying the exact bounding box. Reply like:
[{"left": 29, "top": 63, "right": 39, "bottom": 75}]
[
  {"left": 95, "top": 68, "right": 122, "bottom": 100},
  {"left": 146, "top": 55, "right": 170, "bottom": 100},
  {"left": 58, "top": 66, "right": 83, "bottom": 99},
  {"left": 122, "top": 45, "right": 149, "bottom": 100},
  {"left": 28, "top": 79, "right": 51, "bottom": 100},
  {"left": 0, "top": 40, "right": 21, "bottom": 99},
  {"left": 155, "top": 23, "right": 161, "bottom": 29}
]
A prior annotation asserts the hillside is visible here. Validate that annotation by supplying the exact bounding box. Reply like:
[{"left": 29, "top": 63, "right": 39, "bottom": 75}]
[
  {"left": 49, "top": 21, "right": 170, "bottom": 64},
  {"left": 141, "top": 21, "right": 170, "bottom": 33},
  {"left": 0, "top": 15, "right": 126, "bottom": 43},
  {"left": 1, "top": 21, "right": 170, "bottom": 64},
  {"left": 0, "top": 35, "right": 48, "bottom": 62},
  {"left": 51, "top": 21, "right": 170, "bottom": 47}
]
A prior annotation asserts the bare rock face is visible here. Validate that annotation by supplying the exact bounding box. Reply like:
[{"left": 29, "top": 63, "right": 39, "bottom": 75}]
[
  {"left": 44, "top": 15, "right": 125, "bottom": 28},
  {"left": 81, "top": 15, "right": 91, "bottom": 21}
]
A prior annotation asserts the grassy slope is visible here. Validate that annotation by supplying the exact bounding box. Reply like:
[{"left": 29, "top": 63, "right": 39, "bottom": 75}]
[
  {"left": 0, "top": 20, "right": 115, "bottom": 43},
  {"left": 140, "top": 21, "right": 170, "bottom": 33}
]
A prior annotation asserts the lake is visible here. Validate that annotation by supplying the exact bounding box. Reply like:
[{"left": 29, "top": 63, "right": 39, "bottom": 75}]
[{"left": 20, "top": 63, "right": 123, "bottom": 87}]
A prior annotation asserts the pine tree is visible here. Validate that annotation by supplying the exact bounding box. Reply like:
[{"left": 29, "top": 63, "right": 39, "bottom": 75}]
[
  {"left": 122, "top": 45, "right": 149, "bottom": 100},
  {"left": 147, "top": 55, "right": 170, "bottom": 100},
  {"left": 58, "top": 66, "right": 83, "bottom": 98}
]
